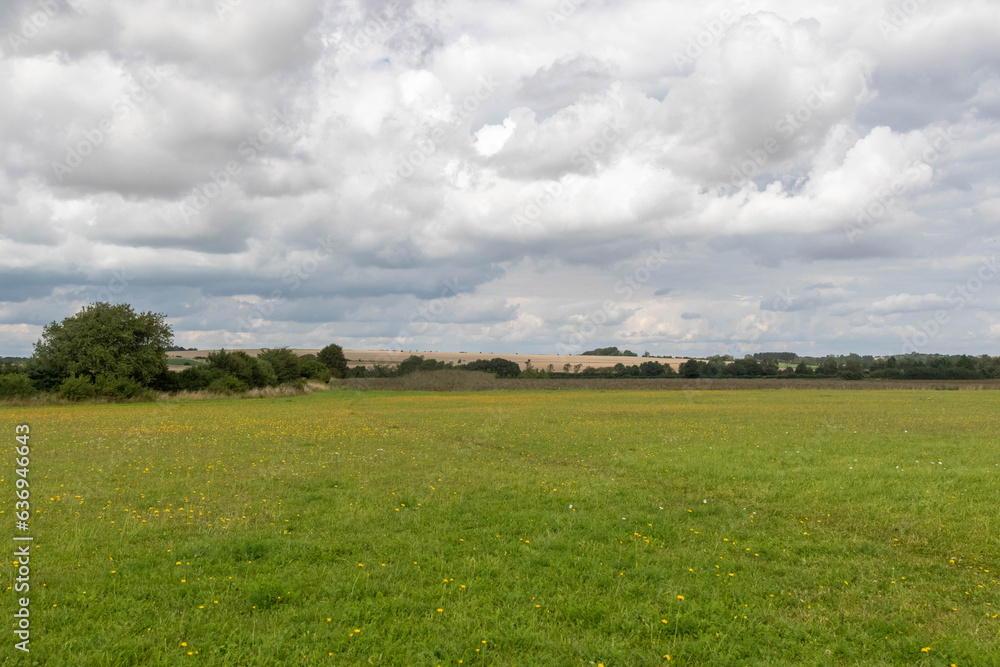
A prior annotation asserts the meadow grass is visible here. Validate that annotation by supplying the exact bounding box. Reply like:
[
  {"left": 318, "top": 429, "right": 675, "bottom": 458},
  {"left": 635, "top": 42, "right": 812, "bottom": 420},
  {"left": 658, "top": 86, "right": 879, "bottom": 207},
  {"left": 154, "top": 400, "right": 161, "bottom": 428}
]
[{"left": 1, "top": 389, "right": 998, "bottom": 666}]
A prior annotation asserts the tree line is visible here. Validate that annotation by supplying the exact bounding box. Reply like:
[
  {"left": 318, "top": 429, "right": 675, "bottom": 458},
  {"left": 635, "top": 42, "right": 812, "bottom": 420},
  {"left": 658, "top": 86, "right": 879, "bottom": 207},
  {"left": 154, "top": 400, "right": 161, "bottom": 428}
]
[
  {"left": 749, "top": 351, "right": 1000, "bottom": 380},
  {"left": 580, "top": 346, "right": 639, "bottom": 357},
  {"left": 4, "top": 303, "right": 1000, "bottom": 402}
]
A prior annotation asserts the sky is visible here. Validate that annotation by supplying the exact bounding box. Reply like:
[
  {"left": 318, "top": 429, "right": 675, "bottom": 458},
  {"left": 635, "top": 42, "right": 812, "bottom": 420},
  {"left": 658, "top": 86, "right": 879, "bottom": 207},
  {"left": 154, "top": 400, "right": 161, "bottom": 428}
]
[{"left": 1, "top": 0, "right": 998, "bottom": 359}]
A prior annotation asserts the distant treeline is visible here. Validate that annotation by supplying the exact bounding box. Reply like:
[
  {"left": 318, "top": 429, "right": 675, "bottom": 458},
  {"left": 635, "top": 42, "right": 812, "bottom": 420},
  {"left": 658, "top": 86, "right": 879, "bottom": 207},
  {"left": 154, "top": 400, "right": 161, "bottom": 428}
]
[
  {"left": 4, "top": 302, "right": 1000, "bottom": 403},
  {"left": 580, "top": 347, "right": 639, "bottom": 357},
  {"left": 752, "top": 352, "right": 798, "bottom": 362},
  {"left": 347, "top": 356, "right": 522, "bottom": 379},
  {"left": 748, "top": 351, "right": 1000, "bottom": 380},
  {"left": 348, "top": 353, "right": 1000, "bottom": 381}
]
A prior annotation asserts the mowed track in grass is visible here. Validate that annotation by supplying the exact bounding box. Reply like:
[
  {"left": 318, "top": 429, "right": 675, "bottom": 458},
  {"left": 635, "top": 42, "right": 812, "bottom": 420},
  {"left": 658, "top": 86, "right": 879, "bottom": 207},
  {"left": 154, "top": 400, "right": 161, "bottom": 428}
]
[{"left": 2, "top": 390, "right": 999, "bottom": 666}]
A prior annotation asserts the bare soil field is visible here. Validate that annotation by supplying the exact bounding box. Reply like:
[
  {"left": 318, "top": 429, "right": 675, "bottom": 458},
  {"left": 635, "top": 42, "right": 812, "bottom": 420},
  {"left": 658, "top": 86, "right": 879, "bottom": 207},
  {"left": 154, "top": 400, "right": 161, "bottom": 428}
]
[{"left": 167, "top": 348, "right": 692, "bottom": 371}]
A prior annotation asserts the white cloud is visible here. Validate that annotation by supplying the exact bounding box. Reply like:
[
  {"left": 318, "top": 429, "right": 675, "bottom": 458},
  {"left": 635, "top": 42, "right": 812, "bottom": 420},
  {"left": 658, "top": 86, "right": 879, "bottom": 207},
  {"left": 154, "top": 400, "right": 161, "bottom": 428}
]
[
  {"left": 473, "top": 116, "right": 516, "bottom": 156},
  {"left": 869, "top": 293, "right": 952, "bottom": 315},
  {"left": 0, "top": 0, "right": 998, "bottom": 356}
]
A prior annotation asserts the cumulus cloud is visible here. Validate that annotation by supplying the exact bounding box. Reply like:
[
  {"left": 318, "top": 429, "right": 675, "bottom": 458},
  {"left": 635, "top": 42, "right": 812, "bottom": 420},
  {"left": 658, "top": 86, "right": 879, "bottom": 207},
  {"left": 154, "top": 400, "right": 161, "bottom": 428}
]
[
  {"left": 869, "top": 293, "right": 953, "bottom": 315},
  {"left": 0, "top": 0, "right": 998, "bottom": 356}
]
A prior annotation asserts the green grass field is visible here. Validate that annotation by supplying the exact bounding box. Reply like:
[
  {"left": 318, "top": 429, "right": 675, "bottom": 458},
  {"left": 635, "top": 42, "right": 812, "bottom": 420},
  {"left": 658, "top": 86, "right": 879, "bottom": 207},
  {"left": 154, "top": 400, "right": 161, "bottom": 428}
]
[
  {"left": 2, "top": 389, "right": 999, "bottom": 666},
  {"left": 166, "top": 358, "right": 205, "bottom": 367}
]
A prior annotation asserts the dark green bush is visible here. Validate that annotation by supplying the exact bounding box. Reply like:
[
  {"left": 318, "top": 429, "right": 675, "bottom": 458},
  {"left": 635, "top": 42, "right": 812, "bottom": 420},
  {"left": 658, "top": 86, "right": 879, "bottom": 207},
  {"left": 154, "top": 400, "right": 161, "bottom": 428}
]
[
  {"left": 150, "top": 369, "right": 181, "bottom": 392},
  {"left": 461, "top": 358, "right": 521, "bottom": 378},
  {"left": 0, "top": 374, "right": 37, "bottom": 399},
  {"left": 300, "top": 360, "right": 332, "bottom": 382},
  {"left": 59, "top": 375, "right": 97, "bottom": 401},
  {"left": 95, "top": 374, "right": 148, "bottom": 399},
  {"left": 207, "top": 375, "right": 249, "bottom": 394},
  {"left": 253, "top": 358, "right": 278, "bottom": 387},
  {"left": 206, "top": 349, "right": 277, "bottom": 388},
  {"left": 176, "top": 366, "right": 226, "bottom": 391},
  {"left": 257, "top": 348, "right": 301, "bottom": 384}
]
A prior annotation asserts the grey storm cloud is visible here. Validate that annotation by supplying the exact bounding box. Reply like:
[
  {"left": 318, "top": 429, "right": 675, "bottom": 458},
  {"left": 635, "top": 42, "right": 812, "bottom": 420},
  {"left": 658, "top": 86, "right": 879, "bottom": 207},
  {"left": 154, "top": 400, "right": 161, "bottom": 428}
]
[{"left": 1, "top": 0, "right": 999, "bottom": 357}]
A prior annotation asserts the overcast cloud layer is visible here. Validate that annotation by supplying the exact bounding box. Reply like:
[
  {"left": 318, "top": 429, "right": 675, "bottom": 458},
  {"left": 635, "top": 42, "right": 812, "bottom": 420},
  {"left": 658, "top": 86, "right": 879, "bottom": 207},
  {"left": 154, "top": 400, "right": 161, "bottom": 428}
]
[{"left": 1, "top": 0, "right": 998, "bottom": 358}]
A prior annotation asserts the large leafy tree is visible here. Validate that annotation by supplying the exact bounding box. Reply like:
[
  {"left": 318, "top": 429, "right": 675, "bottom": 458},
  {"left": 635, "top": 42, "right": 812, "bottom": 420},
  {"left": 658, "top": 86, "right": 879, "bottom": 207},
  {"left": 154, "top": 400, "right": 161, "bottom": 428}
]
[
  {"left": 257, "top": 347, "right": 302, "bottom": 384},
  {"left": 639, "top": 360, "right": 665, "bottom": 377},
  {"left": 816, "top": 357, "right": 840, "bottom": 377},
  {"left": 28, "top": 302, "right": 172, "bottom": 391},
  {"left": 317, "top": 343, "right": 348, "bottom": 378},
  {"left": 680, "top": 359, "right": 703, "bottom": 378}
]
